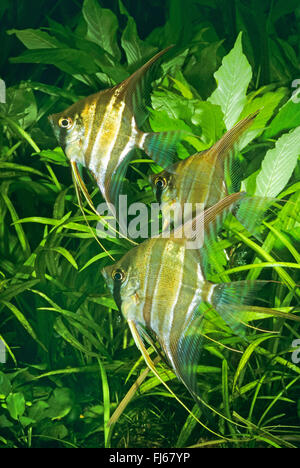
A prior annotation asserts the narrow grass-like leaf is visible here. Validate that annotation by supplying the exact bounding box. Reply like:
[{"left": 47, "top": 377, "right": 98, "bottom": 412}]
[
  {"left": 53, "top": 317, "right": 98, "bottom": 357},
  {"left": 264, "top": 221, "right": 300, "bottom": 263},
  {"left": 233, "top": 334, "right": 278, "bottom": 390},
  {"left": 96, "top": 356, "right": 111, "bottom": 447},
  {"left": 48, "top": 247, "right": 78, "bottom": 270},
  {"left": 175, "top": 403, "right": 202, "bottom": 448},
  {"left": 1, "top": 300, "right": 45, "bottom": 350},
  {"left": 1, "top": 192, "right": 30, "bottom": 256},
  {"left": 264, "top": 97, "right": 300, "bottom": 138}
]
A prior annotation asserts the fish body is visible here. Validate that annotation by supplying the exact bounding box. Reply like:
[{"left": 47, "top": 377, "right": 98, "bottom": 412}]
[
  {"left": 150, "top": 112, "right": 259, "bottom": 229},
  {"left": 49, "top": 46, "right": 181, "bottom": 210},
  {"left": 102, "top": 192, "right": 298, "bottom": 401}
]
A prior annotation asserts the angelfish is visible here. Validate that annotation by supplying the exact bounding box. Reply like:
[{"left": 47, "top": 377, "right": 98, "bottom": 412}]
[
  {"left": 101, "top": 192, "right": 300, "bottom": 403},
  {"left": 149, "top": 111, "right": 260, "bottom": 231},
  {"left": 48, "top": 46, "right": 181, "bottom": 218}
]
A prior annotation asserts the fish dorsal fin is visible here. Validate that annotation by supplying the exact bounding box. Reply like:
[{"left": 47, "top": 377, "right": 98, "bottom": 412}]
[
  {"left": 171, "top": 192, "right": 245, "bottom": 248},
  {"left": 151, "top": 111, "right": 259, "bottom": 220},
  {"left": 209, "top": 110, "right": 259, "bottom": 164},
  {"left": 116, "top": 45, "right": 174, "bottom": 129},
  {"left": 171, "top": 192, "right": 275, "bottom": 275}
]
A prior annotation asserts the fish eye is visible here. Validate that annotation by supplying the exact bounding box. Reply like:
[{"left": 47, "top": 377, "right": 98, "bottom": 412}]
[
  {"left": 154, "top": 176, "right": 167, "bottom": 190},
  {"left": 112, "top": 269, "right": 125, "bottom": 282},
  {"left": 58, "top": 117, "right": 73, "bottom": 129}
]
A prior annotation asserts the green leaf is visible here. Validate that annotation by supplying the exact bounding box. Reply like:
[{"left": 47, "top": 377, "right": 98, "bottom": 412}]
[
  {"left": 0, "top": 300, "right": 44, "bottom": 349},
  {"left": 208, "top": 32, "right": 252, "bottom": 129},
  {"left": 233, "top": 335, "right": 278, "bottom": 390},
  {"left": 238, "top": 87, "right": 287, "bottom": 149},
  {"left": 255, "top": 126, "right": 300, "bottom": 197},
  {"left": 7, "top": 28, "right": 63, "bottom": 49},
  {"left": 191, "top": 101, "right": 226, "bottom": 146},
  {"left": 44, "top": 387, "right": 74, "bottom": 420},
  {"left": 175, "top": 404, "right": 202, "bottom": 448},
  {"left": 0, "top": 372, "right": 12, "bottom": 398},
  {"left": 37, "top": 148, "right": 69, "bottom": 167},
  {"left": 82, "top": 0, "right": 121, "bottom": 60},
  {"left": 119, "top": 0, "right": 156, "bottom": 65},
  {"left": 0, "top": 86, "right": 37, "bottom": 129},
  {"left": 264, "top": 97, "right": 300, "bottom": 139},
  {"left": 10, "top": 48, "right": 99, "bottom": 75},
  {"left": 1, "top": 192, "right": 30, "bottom": 256},
  {"left": 6, "top": 392, "right": 26, "bottom": 420},
  {"left": 49, "top": 247, "right": 78, "bottom": 270}
]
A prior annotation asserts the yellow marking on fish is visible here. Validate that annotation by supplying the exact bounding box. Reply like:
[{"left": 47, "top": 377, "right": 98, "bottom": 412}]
[
  {"left": 81, "top": 100, "right": 97, "bottom": 154},
  {"left": 90, "top": 93, "right": 126, "bottom": 191}
]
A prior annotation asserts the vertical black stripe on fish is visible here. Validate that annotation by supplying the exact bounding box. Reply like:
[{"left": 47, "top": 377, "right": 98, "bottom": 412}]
[{"left": 113, "top": 279, "right": 123, "bottom": 313}]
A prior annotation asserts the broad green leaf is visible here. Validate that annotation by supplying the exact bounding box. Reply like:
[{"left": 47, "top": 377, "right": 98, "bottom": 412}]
[
  {"left": 119, "top": 0, "right": 156, "bottom": 65},
  {"left": 238, "top": 87, "right": 287, "bottom": 149},
  {"left": 255, "top": 126, "right": 300, "bottom": 197},
  {"left": 37, "top": 148, "right": 69, "bottom": 167},
  {"left": 6, "top": 392, "right": 26, "bottom": 420},
  {"left": 0, "top": 86, "right": 37, "bottom": 129},
  {"left": 53, "top": 317, "right": 98, "bottom": 357},
  {"left": 7, "top": 28, "right": 63, "bottom": 49},
  {"left": 169, "top": 75, "right": 193, "bottom": 99},
  {"left": 0, "top": 372, "right": 11, "bottom": 398},
  {"left": 44, "top": 387, "right": 74, "bottom": 420},
  {"left": 82, "top": 0, "right": 120, "bottom": 60},
  {"left": 151, "top": 88, "right": 196, "bottom": 122},
  {"left": 10, "top": 48, "right": 99, "bottom": 75},
  {"left": 264, "top": 97, "right": 300, "bottom": 138},
  {"left": 208, "top": 32, "right": 252, "bottom": 129},
  {"left": 191, "top": 101, "right": 226, "bottom": 146}
]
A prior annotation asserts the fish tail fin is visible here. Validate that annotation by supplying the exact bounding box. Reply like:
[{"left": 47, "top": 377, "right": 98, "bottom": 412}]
[
  {"left": 141, "top": 130, "right": 184, "bottom": 168},
  {"left": 208, "top": 280, "right": 300, "bottom": 337}
]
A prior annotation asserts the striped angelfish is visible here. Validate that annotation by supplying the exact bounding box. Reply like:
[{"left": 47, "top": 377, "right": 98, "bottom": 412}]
[
  {"left": 102, "top": 192, "right": 300, "bottom": 404},
  {"left": 48, "top": 46, "right": 181, "bottom": 222},
  {"left": 149, "top": 111, "right": 261, "bottom": 232}
]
